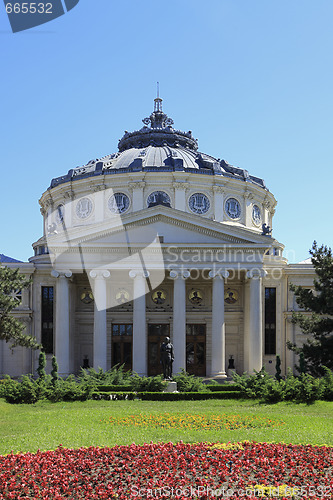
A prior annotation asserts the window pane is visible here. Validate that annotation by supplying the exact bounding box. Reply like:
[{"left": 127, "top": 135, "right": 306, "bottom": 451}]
[
  {"left": 41, "top": 286, "right": 54, "bottom": 354},
  {"left": 265, "top": 288, "right": 276, "bottom": 355}
]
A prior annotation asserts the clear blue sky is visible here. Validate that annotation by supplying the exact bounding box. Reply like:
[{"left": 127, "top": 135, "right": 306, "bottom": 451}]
[{"left": 1, "top": 0, "right": 332, "bottom": 263}]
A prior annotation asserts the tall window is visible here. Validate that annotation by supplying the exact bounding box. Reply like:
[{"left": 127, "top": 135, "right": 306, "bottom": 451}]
[
  {"left": 265, "top": 288, "right": 276, "bottom": 355},
  {"left": 112, "top": 324, "right": 133, "bottom": 370},
  {"left": 148, "top": 324, "right": 170, "bottom": 376},
  {"left": 41, "top": 286, "right": 54, "bottom": 354},
  {"left": 186, "top": 324, "right": 206, "bottom": 376}
]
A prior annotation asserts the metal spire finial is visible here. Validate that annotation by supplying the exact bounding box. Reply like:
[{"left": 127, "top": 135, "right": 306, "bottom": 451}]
[{"left": 154, "top": 82, "right": 162, "bottom": 113}]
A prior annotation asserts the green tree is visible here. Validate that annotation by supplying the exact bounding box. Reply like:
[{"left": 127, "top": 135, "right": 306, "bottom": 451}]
[
  {"left": 287, "top": 241, "right": 333, "bottom": 376},
  {"left": 51, "top": 356, "right": 59, "bottom": 385},
  {"left": 37, "top": 351, "right": 46, "bottom": 380},
  {"left": 275, "top": 355, "right": 282, "bottom": 381},
  {"left": 0, "top": 265, "right": 40, "bottom": 349}
]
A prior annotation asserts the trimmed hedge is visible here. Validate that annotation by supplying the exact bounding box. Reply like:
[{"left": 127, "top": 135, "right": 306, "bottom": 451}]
[
  {"left": 137, "top": 391, "right": 243, "bottom": 401},
  {"left": 206, "top": 384, "right": 240, "bottom": 392},
  {"left": 92, "top": 392, "right": 136, "bottom": 400},
  {"left": 94, "top": 385, "right": 133, "bottom": 392},
  {"left": 92, "top": 390, "right": 242, "bottom": 401}
]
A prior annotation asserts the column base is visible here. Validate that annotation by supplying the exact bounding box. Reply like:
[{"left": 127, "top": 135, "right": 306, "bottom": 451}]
[{"left": 209, "top": 371, "right": 227, "bottom": 379}]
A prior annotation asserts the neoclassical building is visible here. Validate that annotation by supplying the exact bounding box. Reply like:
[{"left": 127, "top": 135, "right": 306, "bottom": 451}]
[{"left": 0, "top": 98, "right": 314, "bottom": 379}]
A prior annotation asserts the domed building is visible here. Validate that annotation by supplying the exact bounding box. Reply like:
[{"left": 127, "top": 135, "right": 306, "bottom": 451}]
[{"left": 0, "top": 97, "right": 314, "bottom": 378}]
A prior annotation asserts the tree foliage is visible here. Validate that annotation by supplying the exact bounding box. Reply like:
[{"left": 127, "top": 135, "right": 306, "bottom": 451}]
[
  {"left": 288, "top": 241, "right": 333, "bottom": 376},
  {"left": 0, "top": 265, "right": 40, "bottom": 349}
]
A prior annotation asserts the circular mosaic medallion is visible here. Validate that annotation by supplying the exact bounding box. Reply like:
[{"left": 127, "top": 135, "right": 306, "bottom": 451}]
[
  {"left": 116, "top": 289, "right": 130, "bottom": 304},
  {"left": 189, "top": 289, "right": 203, "bottom": 306},
  {"left": 225, "top": 198, "right": 241, "bottom": 219},
  {"left": 80, "top": 291, "right": 93, "bottom": 304},
  {"left": 189, "top": 193, "right": 210, "bottom": 214},
  {"left": 55, "top": 204, "right": 65, "bottom": 224},
  {"left": 152, "top": 290, "right": 166, "bottom": 304},
  {"left": 108, "top": 193, "right": 130, "bottom": 214},
  {"left": 252, "top": 204, "right": 262, "bottom": 225},
  {"left": 147, "top": 191, "right": 171, "bottom": 207},
  {"left": 224, "top": 289, "right": 239, "bottom": 304},
  {"left": 76, "top": 197, "right": 93, "bottom": 219}
]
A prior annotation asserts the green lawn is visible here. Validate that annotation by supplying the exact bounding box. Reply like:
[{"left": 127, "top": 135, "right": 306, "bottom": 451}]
[{"left": 0, "top": 398, "right": 332, "bottom": 455}]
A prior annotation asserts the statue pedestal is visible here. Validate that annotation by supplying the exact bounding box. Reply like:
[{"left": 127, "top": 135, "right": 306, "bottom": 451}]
[{"left": 163, "top": 381, "right": 177, "bottom": 393}]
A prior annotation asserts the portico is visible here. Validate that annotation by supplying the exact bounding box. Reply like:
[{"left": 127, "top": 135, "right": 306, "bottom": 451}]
[{"left": 50, "top": 251, "right": 267, "bottom": 378}]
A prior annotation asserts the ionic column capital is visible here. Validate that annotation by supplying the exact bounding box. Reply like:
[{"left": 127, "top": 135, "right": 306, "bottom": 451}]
[
  {"left": 129, "top": 269, "right": 150, "bottom": 279},
  {"left": 209, "top": 270, "right": 229, "bottom": 280},
  {"left": 173, "top": 181, "right": 189, "bottom": 191},
  {"left": 212, "top": 185, "right": 225, "bottom": 194},
  {"left": 169, "top": 269, "right": 190, "bottom": 279},
  {"left": 89, "top": 269, "right": 111, "bottom": 280},
  {"left": 128, "top": 181, "right": 146, "bottom": 191},
  {"left": 51, "top": 270, "right": 72, "bottom": 279},
  {"left": 246, "top": 268, "right": 267, "bottom": 280}
]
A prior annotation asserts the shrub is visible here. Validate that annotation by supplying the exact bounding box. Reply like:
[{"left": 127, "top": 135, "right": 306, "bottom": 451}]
[
  {"left": 320, "top": 366, "right": 333, "bottom": 401},
  {"left": 78, "top": 365, "right": 132, "bottom": 386},
  {"left": 261, "top": 378, "right": 286, "bottom": 403},
  {"left": 232, "top": 368, "right": 271, "bottom": 399},
  {"left": 129, "top": 374, "right": 167, "bottom": 392},
  {"left": 47, "top": 375, "right": 93, "bottom": 402},
  {"left": 4, "top": 375, "right": 39, "bottom": 404},
  {"left": 296, "top": 374, "right": 322, "bottom": 403},
  {"left": 0, "top": 375, "right": 12, "bottom": 398},
  {"left": 172, "top": 369, "right": 208, "bottom": 392}
]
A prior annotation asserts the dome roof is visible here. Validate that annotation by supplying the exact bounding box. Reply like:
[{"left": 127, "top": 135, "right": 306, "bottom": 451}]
[{"left": 49, "top": 98, "right": 267, "bottom": 191}]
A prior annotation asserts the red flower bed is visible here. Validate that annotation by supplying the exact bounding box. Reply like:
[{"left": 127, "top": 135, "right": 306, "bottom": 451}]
[{"left": 0, "top": 442, "right": 332, "bottom": 499}]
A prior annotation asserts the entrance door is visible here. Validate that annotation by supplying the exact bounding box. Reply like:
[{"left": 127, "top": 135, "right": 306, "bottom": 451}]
[
  {"left": 111, "top": 324, "right": 133, "bottom": 371},
  {"left": 148, "top": 324, "right": 170, "bottom": 376},
  {"left": 186, "top": 324, "right": 206, "bottom": 376}
]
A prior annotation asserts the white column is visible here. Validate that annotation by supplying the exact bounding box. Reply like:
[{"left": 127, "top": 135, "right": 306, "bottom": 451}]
[
  {"left": 173, "top": 182, "right": 188, "bottom": 211},
  {"left": 129, "top": 182, "right": 145, "bottom": 211},
  {"left": 93, "top": 187, "right": 105, "bottom": 223},
  {"left": 130, "top": 270, "right": 148, "bottom": 376},
  {"left": 243, "top": 280, "right": 250, "bottom": 373},
  {"left": 244, "top": 191, "right": 254, "bottom": 227},
  {"left": 209, "top": 270, "right": 229, "bottom": 378},
  {"left": 213, "top": 185, "right": 224, "bottom": 222},
  {"left": 285, "top": 316, "right": 295, "bottom": 374},
  {"left": 246, "top": 269, "right": 266, "bottom": 373},
  {"left": 170, "top": 270, "right": 190, "bottom": 374},
  {"left": 90, "top": 270, "right": 110, "bottom": 371},
  {"left": 52, "top": 270, "right": 72, "bottom": 377}
]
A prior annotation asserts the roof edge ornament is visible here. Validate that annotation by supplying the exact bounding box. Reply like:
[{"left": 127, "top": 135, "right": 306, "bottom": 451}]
[{"left": 118, "top": 93, "right": 198, "bottom": 152}]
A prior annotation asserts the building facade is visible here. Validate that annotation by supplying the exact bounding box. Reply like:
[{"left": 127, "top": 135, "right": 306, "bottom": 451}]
[{"left": 0, "top": 98, "right": 314, "bottom": 379}]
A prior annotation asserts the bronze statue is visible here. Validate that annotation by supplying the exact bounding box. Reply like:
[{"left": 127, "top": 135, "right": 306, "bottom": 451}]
[
  {"left": 160, "top": 336, "right": 174, "bottom": 380},
  {"left": 262, "top": 223, "right": 272, "bottom": 236}
]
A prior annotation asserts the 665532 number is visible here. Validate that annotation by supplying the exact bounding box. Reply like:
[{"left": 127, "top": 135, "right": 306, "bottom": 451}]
[{"left": 6, "top": 3, "right": 53, "bottom": 14}]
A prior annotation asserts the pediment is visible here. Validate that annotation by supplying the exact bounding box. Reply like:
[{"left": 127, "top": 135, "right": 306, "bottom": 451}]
[{"left": 50, "top": 206, "right": 272, "bottom": 249}]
